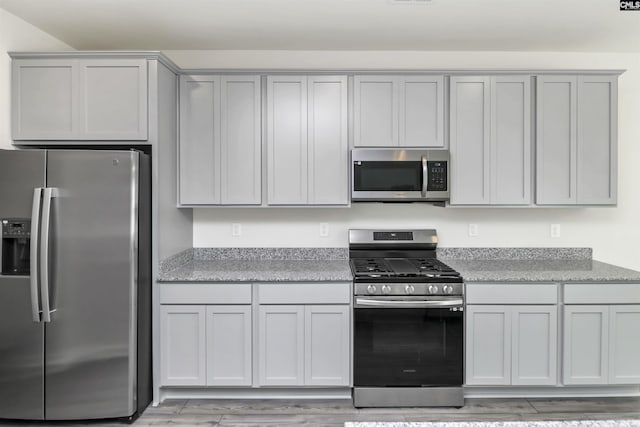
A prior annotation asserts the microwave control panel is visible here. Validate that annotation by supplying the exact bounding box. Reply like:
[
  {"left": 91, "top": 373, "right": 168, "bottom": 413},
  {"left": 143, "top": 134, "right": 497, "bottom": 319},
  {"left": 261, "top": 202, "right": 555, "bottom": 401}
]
[{"left": 426, "top": 161, "right": 447, "bottom": 191}]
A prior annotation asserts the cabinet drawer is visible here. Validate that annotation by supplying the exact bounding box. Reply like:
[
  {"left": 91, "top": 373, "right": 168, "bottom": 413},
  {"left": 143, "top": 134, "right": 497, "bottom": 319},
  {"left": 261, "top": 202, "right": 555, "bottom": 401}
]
[
  {"left": 160, "top": 284, "right": 252, "bottom": 304},
  {"left": 564, "top": 283, "right": 640, "bottom": 304},
  {"left": 258, "top": 282, "right": 351, "bottom": 304},
  {"left": 466, "top": 283, "right": 557, "bottom": 304}
]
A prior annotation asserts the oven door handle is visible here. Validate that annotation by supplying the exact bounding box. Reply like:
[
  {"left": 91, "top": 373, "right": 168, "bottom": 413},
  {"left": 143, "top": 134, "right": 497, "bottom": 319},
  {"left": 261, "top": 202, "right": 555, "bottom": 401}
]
[{"left": 355, "top": 297, "right": 463, "bottom": 308}]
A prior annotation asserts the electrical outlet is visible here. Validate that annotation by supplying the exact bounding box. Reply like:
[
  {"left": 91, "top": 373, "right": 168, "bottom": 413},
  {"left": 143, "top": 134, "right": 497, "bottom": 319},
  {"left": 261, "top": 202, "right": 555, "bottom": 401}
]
[
  {"left": 231, "top": 223, "right": 242, "bottom": 237},
  {"left": 468, "top": 224, "right": 479, "bottom": 237},
  {"left": 319, "top": 223, "right": 329, "bottom": 237},
  {"left": 550, "top": 224, "right": 561, "bottom": 238}
]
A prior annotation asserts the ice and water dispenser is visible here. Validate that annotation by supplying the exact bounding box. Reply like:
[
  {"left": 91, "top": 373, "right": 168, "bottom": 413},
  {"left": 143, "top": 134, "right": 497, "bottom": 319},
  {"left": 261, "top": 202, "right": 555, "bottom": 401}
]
[{"left": 1, "top": 218, "right": 31, "bottom": 276}]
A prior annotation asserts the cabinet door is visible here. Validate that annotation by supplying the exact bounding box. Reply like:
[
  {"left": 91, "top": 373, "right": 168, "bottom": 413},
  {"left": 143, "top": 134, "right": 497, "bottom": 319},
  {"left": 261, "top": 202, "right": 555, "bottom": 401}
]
[
  {"left": 399, "top": 76, "right": 445, "bottom": 148},
  {"left": 512, "top": 305, "right": 557, "bottom": 385},
  {"left": 12, "top": 59, "right": 79, "bottom": 140},
  {"left": 354, "top": 76, "right": 398, "bottom": 147},
  {"left": 304, "top": 305, "right": 350, "bottom": 386},
  {"left": 179, "top": 75, "right": 221, "bottom": 205},
  {"left": 576, "top": 75, "right": 617, "bottom": 205},
  {"left": 536, "top": 75, "right": 578, "bottom": 205},
  {"left": 450, "top": 76, "right": 491, "bottom": 205},
  {"left": 563, "top": 305, "right": 608, "bottom": 385},
  {"left": 609, "top": 305, "right": 640, "bottom": 384},
  {"left": 267, "top": 76, "right": 308, "bottom": 205},
  {"left": 78, "top": 59, "right": 147, "bottom": 140},
  {"left": 220, "top": 76, "right": 262, "bottom": 205},
  {"left": 465, "top": 305, "right": 511, "bottom": 385},
  {"left": 307, "top": 76, "right": 349, "bottom": 205},
  {"left": 160, "top": 305, "right": 206, "bottom": 386},
  {"left": 206, "top": 305, "right": 252, "bottom": 386},
  {"left": 491, "top": 76, "right": 531, "bottom": 205},
  {"left": 258, "top": 305, "right": 304, "bottom": 386}
]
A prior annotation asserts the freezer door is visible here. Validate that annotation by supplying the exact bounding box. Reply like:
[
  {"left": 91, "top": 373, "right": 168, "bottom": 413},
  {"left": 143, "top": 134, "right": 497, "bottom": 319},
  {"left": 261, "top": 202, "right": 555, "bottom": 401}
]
[
  {"left": 44, "top": 150, "right": 138, "bottom": 420},
  {"left": 0, "top": 149, "right": 46, "bottom": 420}
]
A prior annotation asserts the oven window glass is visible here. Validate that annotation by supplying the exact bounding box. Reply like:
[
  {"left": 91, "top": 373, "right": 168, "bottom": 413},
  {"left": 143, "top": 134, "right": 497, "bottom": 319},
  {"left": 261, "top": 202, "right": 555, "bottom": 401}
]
[
  {"left": 354, "top": 307, "right": 463, "bottom": 387},
  {"left": 354, "top": 161, "right": 422, "bottom": 191}
]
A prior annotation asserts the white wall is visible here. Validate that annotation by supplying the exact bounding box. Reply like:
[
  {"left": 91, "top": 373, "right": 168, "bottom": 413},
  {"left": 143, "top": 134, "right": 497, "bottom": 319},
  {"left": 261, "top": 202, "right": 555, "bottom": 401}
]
[
  {"left": 0, "top": 8, "right": 73, "bottom": 148},
  {"left": 166, "top": 50, "right": 640, "bottom": 271}
]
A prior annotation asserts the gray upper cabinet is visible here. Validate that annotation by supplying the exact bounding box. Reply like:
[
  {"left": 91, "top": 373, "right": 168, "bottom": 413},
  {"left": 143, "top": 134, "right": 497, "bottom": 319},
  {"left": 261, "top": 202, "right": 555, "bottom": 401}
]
[
  {"left": 178, "top": 75, "right": 261, "bottom": 206},
  {"left": 536, "top": 74, "right": 618, "bottom": 205},
  {"left": 267, "top": 75, "right": 349, "bottom": 206},
  {"left": 267, "top": 76, "right": 308, "bottom": 205},
  {"left": 450, "top": 76, "right": 491, "bottom": 205},
  {"left": 450, "top": 75, "right": 531, "bottom": 205},
  {"left": 354, "top": 75, "right": 445, "bottom": 148},
  {"left": 576, "top": 75, "right": 618, "bottom": 205},
  {"left": 12, "top": 58, "right": 148, "bottom": 141}
]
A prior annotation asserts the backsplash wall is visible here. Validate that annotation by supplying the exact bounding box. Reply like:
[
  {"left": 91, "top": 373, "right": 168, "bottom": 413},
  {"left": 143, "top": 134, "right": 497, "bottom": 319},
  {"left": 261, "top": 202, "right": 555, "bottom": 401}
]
[{"left": 175, "top": 50, "right": 640, "bottom": 272}]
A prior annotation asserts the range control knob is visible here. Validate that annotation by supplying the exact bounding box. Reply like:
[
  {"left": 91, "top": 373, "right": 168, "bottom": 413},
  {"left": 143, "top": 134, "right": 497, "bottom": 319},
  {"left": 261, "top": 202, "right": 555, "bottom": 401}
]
[
  {"left": 443, "top": 285, "right": 454, "bottom": 294},
  {"left": 428, "top": 285, "right": 439, "bottom": 295},
  {"left": 404, "top": 285, "right": 415, "bottom": 295},
  {"left": 381, "top": 285, "right": 392, "bottom": 294},
  {"left": 367, "top": 285, "right": 377, "bottom": 294}
]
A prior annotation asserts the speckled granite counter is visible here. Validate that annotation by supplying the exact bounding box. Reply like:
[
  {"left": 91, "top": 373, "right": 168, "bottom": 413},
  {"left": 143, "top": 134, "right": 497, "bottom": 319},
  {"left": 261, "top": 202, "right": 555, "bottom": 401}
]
[
  {"left": 158, "top": 247, "right": 640, "bottom": 283},
  {"left": 158, "top": 247, "right": 352, "bottom": 282},
  {"left": 438, "top": 248, "right": 640, "bottom": 283}
]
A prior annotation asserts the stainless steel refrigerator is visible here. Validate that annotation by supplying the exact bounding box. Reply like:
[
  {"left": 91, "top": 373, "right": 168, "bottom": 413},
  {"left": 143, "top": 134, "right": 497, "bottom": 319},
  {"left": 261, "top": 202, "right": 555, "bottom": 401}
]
[{"left": 0, "top": 149, "right": 151, "bottom": 421}]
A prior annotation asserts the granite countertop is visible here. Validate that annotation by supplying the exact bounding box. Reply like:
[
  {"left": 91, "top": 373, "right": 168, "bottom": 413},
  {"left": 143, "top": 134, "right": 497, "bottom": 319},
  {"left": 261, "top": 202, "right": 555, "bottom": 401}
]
[
  {"left": 158, "top": 247, "right": 640, "bottom": 284},
  {"left": 159, "top": 259, "right": 353, "bottom": 282},
  {"left": 158, "top": 247, "right": 352, "bottom": 282},
  {"left": 437, "top": 248, "right": 640, "bottom": 283},
  {"left": 445, "top": 259, "right": 640, "bottom": 283}
]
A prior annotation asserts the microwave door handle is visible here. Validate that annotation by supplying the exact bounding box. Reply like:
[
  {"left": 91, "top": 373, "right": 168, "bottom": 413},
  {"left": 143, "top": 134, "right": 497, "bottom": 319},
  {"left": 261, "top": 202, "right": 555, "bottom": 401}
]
[
  {"left": 39, "top": 188, "right": 55, "bottom": 323},
  {"left": 30, "top": 188, "right": 43, "bottom": 323},
  {"left": 421, "top": 155, "right": 428, "bottom": 197}
]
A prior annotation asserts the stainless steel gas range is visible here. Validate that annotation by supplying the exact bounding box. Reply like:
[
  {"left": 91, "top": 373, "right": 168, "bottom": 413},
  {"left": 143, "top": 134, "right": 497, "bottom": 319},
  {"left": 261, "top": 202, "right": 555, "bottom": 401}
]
[{"left": 349, "top": 229, "right": 464, "bottom": 408}]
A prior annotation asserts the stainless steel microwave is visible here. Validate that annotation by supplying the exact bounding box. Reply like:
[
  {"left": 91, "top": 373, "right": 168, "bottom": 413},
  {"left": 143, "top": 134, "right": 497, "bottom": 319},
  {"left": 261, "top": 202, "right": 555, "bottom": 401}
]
[{"left": 351, "top": 148, "right": 449, "bottom": 202}]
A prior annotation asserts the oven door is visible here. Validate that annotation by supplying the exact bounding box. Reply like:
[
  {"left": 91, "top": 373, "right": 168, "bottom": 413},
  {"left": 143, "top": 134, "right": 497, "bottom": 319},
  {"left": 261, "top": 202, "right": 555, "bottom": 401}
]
[{"left": 354, "top": 296, "right": 463, "bottom": 387}]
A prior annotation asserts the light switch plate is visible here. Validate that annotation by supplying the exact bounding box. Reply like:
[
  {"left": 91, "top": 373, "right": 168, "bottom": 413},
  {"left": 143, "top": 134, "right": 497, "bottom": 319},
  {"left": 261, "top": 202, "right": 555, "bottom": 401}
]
[{"left": 468, "top": 224, "right": 479, "bottom": 237}]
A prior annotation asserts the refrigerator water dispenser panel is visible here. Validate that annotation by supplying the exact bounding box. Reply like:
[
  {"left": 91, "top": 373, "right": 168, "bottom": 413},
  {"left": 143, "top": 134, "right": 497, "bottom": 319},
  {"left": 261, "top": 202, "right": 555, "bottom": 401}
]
[{"left": 1, "top": 218, "right": 31, "bottom": 276}]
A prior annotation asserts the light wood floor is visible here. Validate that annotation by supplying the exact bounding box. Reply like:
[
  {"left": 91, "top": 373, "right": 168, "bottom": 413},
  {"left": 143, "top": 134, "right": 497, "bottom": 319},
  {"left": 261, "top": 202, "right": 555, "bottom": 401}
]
[{"left": 4, "top": 397, "right": 640, "bottom": 426}]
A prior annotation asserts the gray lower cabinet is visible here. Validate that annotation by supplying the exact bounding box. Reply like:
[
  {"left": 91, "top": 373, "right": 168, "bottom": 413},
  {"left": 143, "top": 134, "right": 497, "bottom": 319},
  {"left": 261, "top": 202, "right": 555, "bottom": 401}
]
[
  {"left": 160, "top": 282, "right": 351, "bottom": 389},
  {"left": 465, "top": 283, "right": 558, "bottom": 386},
  {"left": 450, "top": 75, "right": 531, "bottom": 205},
  {"left": 206, "top": 305, "right": 253, "bottom": 386},
  {"left": 160, "top": 305, "right": 207, "bottom": 386},
  {"left": 12, "top": 57, "right": 148, "bottom": 141},
  {"left": 258, "top": 305, "right": 350, "bottom": 387},
  {"left": 160, "top": 304, "right": 252, "bottom": 387},
  {"left": 353, "top": 75, "right": 445, "bottom": 148},
  {"left": 179, "top": 75, "right": 261, "bottom": 205},
  {"left": 267, "top": 75, "right": 349, "bottom": 205},
  {"left": 563, "top": 304, "right": 640, "bottom": 385},
  {"left": 466, "top": 305, "right": 557, "bottom": 386},
  {"left": 258, "top": 305, "right": 305, "bottom": 386},
  {"left": 536, "top": 75, "right": 618, "bottom": 205}
]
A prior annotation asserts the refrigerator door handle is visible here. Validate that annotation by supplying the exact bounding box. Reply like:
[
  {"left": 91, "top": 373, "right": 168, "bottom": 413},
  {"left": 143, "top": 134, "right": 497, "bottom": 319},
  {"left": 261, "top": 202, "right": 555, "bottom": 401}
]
[
  {"left": 40, "top": 188, "right": 56, "bottom": 323},
  {"left": 30, "top": 188, "right": 43, "bottom": 323}
]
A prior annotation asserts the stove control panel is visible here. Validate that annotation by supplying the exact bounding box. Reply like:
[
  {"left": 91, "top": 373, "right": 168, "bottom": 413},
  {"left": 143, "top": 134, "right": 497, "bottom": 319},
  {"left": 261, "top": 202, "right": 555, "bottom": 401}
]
[{"left": 355, "top": 282, "right": 464, "bottom": 296}]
